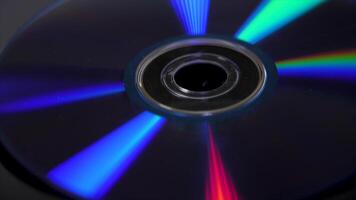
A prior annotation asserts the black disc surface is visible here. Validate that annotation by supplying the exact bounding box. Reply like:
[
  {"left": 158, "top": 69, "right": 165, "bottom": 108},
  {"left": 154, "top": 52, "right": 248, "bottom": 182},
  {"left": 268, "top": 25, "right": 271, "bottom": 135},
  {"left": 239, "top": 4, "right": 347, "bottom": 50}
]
[{"left": 0, "top": 0, "right": 356, "bottom": 200}]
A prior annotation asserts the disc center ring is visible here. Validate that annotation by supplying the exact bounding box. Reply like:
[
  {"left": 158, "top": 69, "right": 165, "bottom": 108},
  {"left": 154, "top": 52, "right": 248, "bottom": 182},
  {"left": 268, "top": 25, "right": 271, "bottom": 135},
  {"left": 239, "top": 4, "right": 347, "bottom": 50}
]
[
  {"left": 161, "top": 53, "right": 239, "bottom": 99},
  {"left": 127, "top": 37, "right": 276, "bottom": 119}
]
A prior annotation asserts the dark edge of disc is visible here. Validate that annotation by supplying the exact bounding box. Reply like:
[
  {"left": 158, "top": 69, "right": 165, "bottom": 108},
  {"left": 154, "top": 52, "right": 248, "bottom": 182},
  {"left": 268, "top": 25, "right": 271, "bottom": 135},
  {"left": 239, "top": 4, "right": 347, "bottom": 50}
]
[
  {"left": 0, "top": 1, "right": 76, "bottom": 200},
  {"left": 0, "top": 140, "right": 71, "bottom": 199},
  {"left": 0, "top": 0, "right": 67, "bottom": 57},
  {"left": 302, "top": 173, "right": 356, "bottom": 200}
]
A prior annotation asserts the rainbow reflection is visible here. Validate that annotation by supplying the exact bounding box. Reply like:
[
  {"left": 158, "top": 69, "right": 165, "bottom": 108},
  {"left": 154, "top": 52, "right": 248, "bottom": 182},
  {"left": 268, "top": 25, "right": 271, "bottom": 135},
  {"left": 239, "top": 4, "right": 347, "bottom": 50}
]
[
  {"left": 236, "top": 0, "right": 326, "bottom": 44},
  {"left": 171, "top": 0, "right": 210, "bottom": 35},
  {"left": 277, "top": 50, "right": 356, "bottom": 81},
  {"left": 0, "top": 83, "right": 125, "bottom": 113},
  {"left": 48, "top": 112, "right": 165, "bottom": 199},
  {"left": 206, "top": 128, "right": 239, "bottom": 200}
]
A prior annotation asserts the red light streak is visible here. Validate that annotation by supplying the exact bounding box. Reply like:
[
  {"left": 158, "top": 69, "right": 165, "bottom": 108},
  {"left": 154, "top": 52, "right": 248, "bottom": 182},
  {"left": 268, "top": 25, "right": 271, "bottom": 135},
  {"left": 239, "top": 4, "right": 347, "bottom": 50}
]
[{"left": 206, "top": 128, "right": 239, "bottom": 200}]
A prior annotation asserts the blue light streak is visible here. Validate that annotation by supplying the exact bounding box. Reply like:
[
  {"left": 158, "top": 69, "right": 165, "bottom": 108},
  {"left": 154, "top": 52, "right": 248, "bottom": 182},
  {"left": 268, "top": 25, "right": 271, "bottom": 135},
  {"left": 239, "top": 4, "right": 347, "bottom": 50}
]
[
  {"left": 171, "top": 0, "right": 210, "bottom": 35},
  {"left": 48, "top": 112, "right": 165, "bottom": 199},
  {"left": 0, "top": 83, "right": 125, "bottom": 113},
  {"left": 235, "top": 0, "right": 326, "bottom": 44}
]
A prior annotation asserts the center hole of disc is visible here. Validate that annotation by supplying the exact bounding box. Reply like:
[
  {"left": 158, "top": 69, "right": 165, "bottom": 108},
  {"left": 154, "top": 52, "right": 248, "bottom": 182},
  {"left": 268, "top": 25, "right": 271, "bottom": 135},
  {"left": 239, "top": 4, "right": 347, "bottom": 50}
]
[{"left": 174, "top": 62, "right": 228, "bottom": 92}]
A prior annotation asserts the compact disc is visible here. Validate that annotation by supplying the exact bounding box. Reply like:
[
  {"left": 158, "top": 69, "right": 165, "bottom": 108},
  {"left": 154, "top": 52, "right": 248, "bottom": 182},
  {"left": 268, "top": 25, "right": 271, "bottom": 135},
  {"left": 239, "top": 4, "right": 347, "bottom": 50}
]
[{"left": 0, "top": 0, "right": 355, "bottom": 199}]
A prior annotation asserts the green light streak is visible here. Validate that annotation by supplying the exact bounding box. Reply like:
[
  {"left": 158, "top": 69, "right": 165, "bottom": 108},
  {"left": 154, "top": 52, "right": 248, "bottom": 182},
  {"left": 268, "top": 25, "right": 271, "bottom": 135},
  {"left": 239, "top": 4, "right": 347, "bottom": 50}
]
[{"left": 236, "top": 0, "right": 326, "bottom": 43}]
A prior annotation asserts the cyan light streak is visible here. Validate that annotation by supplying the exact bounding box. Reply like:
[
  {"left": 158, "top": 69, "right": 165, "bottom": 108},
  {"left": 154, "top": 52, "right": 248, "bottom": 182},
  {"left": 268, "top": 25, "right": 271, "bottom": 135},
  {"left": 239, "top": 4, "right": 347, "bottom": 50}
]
[
  {"left": 277, "top": 50, "right": 356, "bottom": 81},
  {"left": 48, "top": 112, "right": 165, "bottom": 199},
  {"left": 171, "top": 0, "right": 210, "bottom": 35},
  {"left": 0, "top": 83, "right": 125, "bottom": 113},
  {"left": 236, "top": 0, "right": 326, "bottom": 44}
]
